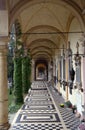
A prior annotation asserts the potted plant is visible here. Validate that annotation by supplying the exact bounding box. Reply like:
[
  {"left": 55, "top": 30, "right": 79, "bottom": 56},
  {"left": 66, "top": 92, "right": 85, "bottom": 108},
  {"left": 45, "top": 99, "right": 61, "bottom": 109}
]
[
  {"left": 78, "top": 123, "right": 85, "bottom": 130},
  {"left": 72, "top": 105, "right": 77, "bottom": 113}
]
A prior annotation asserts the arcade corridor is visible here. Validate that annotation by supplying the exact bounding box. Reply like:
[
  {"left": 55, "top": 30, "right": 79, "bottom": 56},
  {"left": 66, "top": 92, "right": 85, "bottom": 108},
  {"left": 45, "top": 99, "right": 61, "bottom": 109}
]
[
  {"left": 9, "top": 81, "right": 80, "bottom": 130},
  {"left": 0, "top": 1, "right": 85, "bottom": 130}
]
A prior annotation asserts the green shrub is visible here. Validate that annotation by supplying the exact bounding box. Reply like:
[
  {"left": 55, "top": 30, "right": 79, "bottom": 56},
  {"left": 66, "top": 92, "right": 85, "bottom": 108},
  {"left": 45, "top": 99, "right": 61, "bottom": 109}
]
[
  {"left": 22, "top": 56, "right": 31, "bottom": 94},
  {"left": 9, "top": 104, "right": 22, "bottom": 114},
  {"left": 65, "top": 100, "right": 72, "bottom": 108},
  {"left": 13, "top": 57, "right": 23, "bottom": 104}
]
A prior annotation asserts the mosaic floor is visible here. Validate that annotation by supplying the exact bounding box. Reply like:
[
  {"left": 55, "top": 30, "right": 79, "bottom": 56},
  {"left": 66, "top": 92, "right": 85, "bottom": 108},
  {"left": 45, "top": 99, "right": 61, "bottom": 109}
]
[
  {"left": 49, "top": 86, "right": 81, "bottom": 130},
  {"left": 9, "top": 81, "right": 81, "bottom": 130}
]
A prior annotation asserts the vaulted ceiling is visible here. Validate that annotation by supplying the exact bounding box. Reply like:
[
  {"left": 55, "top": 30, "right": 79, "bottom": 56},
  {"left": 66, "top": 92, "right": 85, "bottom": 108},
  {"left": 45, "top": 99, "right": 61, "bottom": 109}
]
[{"left": 9, "top": 0, "right": 85, "bottom": 61}]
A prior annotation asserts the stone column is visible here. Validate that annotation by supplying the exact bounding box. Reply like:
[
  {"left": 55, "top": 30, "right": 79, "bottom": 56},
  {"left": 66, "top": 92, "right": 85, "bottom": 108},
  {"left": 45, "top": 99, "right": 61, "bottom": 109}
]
[
  {"left": 58, "top": 61, "right": 60, "bottom": 92},
  {"left": 0, "top": 39, "right": 10, "bottom": 130},
  {"left": 65, "top": 42, "right": 70, "bottom": 101},
  {"left": 48, "top": 61, "right": 51, "bottom": 81},
  {"left": 36, "top": 66, "right": 38, "bottom": 79},
  {"left": 65, "top": 57, "right": 69, "bottom": 101},
  {"left": 82, "top": 57, "right": 85, "bottom": 116}
]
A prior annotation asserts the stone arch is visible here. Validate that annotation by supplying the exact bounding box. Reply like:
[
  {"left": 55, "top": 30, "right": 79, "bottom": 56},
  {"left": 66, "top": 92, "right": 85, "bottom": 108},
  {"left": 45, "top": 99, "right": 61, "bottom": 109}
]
[
  {"left": 31, "top": 50, "right": 52, "bottom": 57},
  {"left": 27, "top": 38, "right": 57, "bottom": 48},
  {"left": 23, "top": 25, "right": 66, "bottom": 43},
  {"left": 32, "top": 53, "right": 51, "bottom": 60},
  {"left": 10, "top": 0, "right": 85, "bottom": 31}
]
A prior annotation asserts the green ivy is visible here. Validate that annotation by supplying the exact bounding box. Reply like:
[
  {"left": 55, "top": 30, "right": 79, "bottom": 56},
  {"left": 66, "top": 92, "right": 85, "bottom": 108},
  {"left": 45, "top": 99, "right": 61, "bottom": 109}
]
[
  {"left": 22, "top": 56, "right": 31, "bottom": 94},
  {"left": 9, "top": 104, "right": 22, "bottom": 114},
  {"left": 27, "top": 54, "right": 31, "bottom": 90},
  {"left": 22, "top": 57, "right": 28, "bottom": 93},
  {"left": 13, "top": 57, "right": 23, "bottom": 104}
]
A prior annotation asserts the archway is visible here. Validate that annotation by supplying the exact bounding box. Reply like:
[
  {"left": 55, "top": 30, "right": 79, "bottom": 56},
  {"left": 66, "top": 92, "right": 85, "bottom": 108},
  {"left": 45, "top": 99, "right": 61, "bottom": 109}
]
[{"left": 35, "top": 59, "right": 48, "bottom": 81}]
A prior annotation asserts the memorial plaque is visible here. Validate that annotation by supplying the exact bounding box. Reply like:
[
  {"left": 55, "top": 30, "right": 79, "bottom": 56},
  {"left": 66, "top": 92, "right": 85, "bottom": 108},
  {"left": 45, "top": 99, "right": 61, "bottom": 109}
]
[
  {"left": 76, "top": 67, "right": 81, "bottom": 83},
  {"left": 76, "top": 91, "right": 82, "bottom": 115}
]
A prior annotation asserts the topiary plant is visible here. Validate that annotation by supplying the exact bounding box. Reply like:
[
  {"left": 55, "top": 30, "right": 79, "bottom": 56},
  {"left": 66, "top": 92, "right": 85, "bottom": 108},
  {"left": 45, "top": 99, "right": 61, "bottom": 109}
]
[
  {"left": 13, "top": 19, "right": 24, "bottom": 104},
  {"left": 22, "top": 49, "right": 31, "bottom": 93},
  {"left": 13, "top": 57, "right": 23, "bottom": 104}
]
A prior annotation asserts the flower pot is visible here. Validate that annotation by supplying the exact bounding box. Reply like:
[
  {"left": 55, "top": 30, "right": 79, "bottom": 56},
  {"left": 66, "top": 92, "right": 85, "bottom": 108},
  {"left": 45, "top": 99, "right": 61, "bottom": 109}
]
[
  {"left": 78, "top": 123, "right": 85, "bottom": 130},
  {"left": 72, "top": 105, "right": 77, "bottom": 113}
]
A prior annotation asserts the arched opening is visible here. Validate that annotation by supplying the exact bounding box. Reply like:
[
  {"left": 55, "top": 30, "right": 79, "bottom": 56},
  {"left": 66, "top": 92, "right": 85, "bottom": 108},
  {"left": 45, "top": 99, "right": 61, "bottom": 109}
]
[
  {"left": 35, "top": 59, "right": 48, "bottom": 81},
  {"left": 5, "top": 1, "right": 85, "bottom": 129}
]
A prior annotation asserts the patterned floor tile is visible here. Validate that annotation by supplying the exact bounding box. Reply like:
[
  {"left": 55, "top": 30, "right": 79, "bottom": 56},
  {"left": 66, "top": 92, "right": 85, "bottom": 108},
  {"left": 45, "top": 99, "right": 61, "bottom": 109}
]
[
  {"left": 9, "top": 81, "right": 81, "bottom": 130},
  {"left": 25, "top": 99, "right": 52, "bottom": 105},
  {"left": 20, "top": 109, "right": 56, "bottom": 114},
  {"left": 22, "top": 103, "right": 54, "bottom": 108},
  {"left": 15, "top": 113, "right": 60, "bottom": 123},
  {"left": 11, "top": 123, "right": 64, "bottom": 130},
  {"left": 25, "top": 97, "right": 52, "bottom": 102},
  {"left": 48, "top": 85, "right": 81, "bottom": 130}
]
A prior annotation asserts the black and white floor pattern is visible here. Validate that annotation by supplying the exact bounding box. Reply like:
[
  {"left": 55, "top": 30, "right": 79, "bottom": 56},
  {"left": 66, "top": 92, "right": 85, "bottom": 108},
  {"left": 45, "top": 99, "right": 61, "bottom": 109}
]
[
  {"left": 49, "top": 86, "right": 81, "bottom": 130},
  {"left": 9, "top": 81, "right": 80, "bottom": 130}
]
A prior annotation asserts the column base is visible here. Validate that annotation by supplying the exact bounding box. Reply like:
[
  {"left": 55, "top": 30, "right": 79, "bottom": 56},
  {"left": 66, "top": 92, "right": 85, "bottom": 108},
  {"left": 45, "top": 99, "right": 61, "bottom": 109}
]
[{"left": 0, "top": 122, "right": 10, "bottom": 130}]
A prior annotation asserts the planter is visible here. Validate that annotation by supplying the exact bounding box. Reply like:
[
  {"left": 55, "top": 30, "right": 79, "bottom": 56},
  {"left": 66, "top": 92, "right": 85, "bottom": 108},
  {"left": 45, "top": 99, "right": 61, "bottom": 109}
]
[
  {"left": 65, "top": 100, "right": 72, "bottom": 108},
  {"left": 72, "top": 105, "right": 77, "bottom": 113},
  {"left": 81, "top": 88, "right": 83, "bottom": 92},
  {"left": 78, "top": 123, "right": 85, "bottom": 130}
]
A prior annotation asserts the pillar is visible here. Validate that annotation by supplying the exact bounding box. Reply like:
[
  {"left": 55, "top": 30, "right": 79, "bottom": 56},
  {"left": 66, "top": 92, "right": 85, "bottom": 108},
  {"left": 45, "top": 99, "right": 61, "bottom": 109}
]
[
  {"left": 65, "top": 42, "right": 70, "bottom": 101},
  {"left": 0, "top": 38, "right": 10, "bottom": 130},
  {"left": 48, "top": 61, "right": 52, "bottom": 81},
  {"left": 36, "top": 66, "right": 38, "bottom": 79},
  {"left": 58, "top": 61, "right": 60, "bottom": 92},
  {"left": 82, "top": 56, "right": 85, "bottom": 116},
  {"left": 65, "top": 57, "right": 69, "bottom": 101}
]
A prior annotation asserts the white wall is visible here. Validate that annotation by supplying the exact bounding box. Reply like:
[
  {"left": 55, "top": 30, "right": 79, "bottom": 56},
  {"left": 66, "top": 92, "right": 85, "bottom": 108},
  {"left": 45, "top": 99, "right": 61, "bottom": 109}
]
[{"left": 68, "top": 17, "right": 84, "bottom": 114}]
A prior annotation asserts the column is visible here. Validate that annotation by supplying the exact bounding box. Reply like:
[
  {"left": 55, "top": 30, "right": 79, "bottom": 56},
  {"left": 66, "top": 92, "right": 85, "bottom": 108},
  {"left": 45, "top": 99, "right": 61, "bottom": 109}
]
[
  {"left": 36, "top": 67, "right": 38, "bottom": 79},
  {"left": 0, "top": 39, "right": 10, "bottom": 130},
  {"left": 65, "top": 57, "right": 69, "bottom": 101},
  {"left": 82, "top": 56, "right": 85, "bottom": 118},
  {"left": 65, "top": 42, "right": 70, "bottom": 101},
  {"left": 58, "top": 61, "right": 60, "bottom": 92},
  {"left": 48, "top": 61, "right": 51, "bottom": 81},
  {"left": 81, "top": 35, "right": 85, "bottom": 117}
]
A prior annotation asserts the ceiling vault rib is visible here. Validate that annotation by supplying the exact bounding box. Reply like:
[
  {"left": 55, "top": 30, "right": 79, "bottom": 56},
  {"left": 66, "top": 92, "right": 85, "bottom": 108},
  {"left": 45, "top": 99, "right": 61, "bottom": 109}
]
[{"left": 10, "top": 31, "right": 83, "bottom": 35}]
